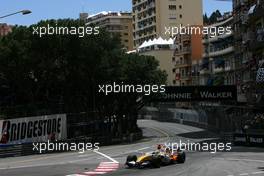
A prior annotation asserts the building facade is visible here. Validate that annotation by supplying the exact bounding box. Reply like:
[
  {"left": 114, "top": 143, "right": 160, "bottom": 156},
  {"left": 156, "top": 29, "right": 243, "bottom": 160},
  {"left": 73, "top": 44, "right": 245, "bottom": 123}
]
[
  {"left": 233, "top": 0, "right": 264, "bottom": 103},
  {"left": 86, "top": 11, "right": 133, "bottom": 51},
  {"left": 137, "top": 37, "right": 175, "bottom": 85},
  {"left": 132, "top": 0, "right": 203, "bottom": 47},
  {"left": 0, "top": 23, "right": 12, "bottom": 36},
  {"left": 199, "top": 14, "right": 235, "bottom": 87},
  {"left": 173, "top": 26, "right": 203, "bottom": 86}
]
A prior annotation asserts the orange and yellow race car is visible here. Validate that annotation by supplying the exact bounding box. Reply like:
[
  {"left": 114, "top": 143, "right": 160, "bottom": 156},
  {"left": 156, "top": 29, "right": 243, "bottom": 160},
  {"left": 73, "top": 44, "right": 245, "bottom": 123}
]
[{"left": 125, "top": 144, "right": 186, "bottom": 168}]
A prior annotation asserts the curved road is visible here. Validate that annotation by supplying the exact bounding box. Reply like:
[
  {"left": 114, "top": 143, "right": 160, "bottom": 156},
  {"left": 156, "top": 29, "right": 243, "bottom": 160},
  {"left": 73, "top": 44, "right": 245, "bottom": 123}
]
[{"left": 1, "top": 120, "right": 264, "bottom": 176}]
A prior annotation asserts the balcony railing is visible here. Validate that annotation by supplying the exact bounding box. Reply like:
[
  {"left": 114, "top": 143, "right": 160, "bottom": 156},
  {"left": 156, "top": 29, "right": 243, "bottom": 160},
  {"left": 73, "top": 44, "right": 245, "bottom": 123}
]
[
  {"left": 175, "top": 60, "right": 191, "bottom": 68},
  {"left": 174, "top": 47, "right": 191, "bottom": 55},
  {"left": 213, "top": 67, "right": 225, "bottom": 74},
  {"left": 180, "top": 75, "right": 192, "bottom": 80},
  {"left": 250, "top": 28, "right": 264, "bottom": 50},
  {"left": 256, "top": 28, "right": 264, "bottom": 42},
  {"left": 199, "top": 69, "right": 210, "bottom": 75},
  {"left": 203, "top": 46, "right": 234, "bottom": 58}
]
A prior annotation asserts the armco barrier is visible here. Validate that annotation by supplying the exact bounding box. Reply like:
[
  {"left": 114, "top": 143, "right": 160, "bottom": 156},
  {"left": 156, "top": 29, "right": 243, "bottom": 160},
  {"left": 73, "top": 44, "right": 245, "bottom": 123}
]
[
  {"left": 0, "top": 143, "right": 38, "bottom": 158},
  {"left": 0, "top": 131, "right": 143, "bottom": 158}
]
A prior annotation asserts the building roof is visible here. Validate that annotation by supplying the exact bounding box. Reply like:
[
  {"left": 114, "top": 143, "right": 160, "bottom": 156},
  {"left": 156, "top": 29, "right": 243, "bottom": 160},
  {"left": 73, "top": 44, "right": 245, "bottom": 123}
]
[
  {"left": 138, "top": 37, "right": 174, "bottom": 49},
  {"left": 87, "top": 11, "right": 131, "bottom": 20}
]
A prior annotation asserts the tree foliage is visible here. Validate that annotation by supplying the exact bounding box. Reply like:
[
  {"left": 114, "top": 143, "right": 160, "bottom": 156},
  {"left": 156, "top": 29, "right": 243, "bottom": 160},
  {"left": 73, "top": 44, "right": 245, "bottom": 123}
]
[
  {"left": 203, "top": 10, "right": 222, "bottom": 25},
  {"left": 0, "top": 19, "right": 166, "bottom": 131}
]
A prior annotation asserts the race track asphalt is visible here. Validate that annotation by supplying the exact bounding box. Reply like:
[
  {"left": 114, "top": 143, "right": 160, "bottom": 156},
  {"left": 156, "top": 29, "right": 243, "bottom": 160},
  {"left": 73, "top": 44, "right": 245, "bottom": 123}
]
[{"left": 1, "top": 120, "right": 264, "bottom": 176}]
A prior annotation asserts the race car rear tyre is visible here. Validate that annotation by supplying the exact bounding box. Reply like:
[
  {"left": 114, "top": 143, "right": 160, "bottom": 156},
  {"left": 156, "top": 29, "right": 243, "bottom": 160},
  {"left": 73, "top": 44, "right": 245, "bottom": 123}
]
[
  {"left": 126, "top": 155, "right": 137, "bottom": 162},
  {"left": 177, "top": 152, "right": 186, "bottom": 163}
]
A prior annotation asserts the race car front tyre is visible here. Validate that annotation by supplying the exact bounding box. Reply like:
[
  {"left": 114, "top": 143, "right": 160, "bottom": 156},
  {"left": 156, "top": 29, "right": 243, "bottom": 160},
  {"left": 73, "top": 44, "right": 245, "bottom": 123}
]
[
  {"left": 177, "top": 152, "right": 186, "bottom": 163},
  {"left": 127, "top": 155, "right": 137, "bottom": 162}
]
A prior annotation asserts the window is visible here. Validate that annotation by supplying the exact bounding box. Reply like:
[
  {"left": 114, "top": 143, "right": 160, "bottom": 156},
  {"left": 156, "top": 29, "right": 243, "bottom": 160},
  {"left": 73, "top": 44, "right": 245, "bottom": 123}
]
[
  {"left": 179, "top": 14, "right": 182, "bottom": 18},
  {"left": 179, "top": 5, "right": 182, "bottom": 9},
  {"left": 169, "top": 5, "right": 177, "bottom": 10}
]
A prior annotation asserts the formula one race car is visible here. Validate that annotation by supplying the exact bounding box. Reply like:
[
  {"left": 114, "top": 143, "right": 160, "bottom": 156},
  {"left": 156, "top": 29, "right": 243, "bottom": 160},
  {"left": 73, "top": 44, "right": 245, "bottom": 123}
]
[{"left": 125, "top": 144, "right": 186, "bottom": 168}]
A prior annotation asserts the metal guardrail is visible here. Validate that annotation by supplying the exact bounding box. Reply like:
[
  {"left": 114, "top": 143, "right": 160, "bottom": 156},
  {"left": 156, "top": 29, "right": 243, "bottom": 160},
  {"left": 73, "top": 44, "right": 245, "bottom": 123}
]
[
  {"left": 0, "top": 131, "right": 143, "bottom": 158},
  {"left": 0, "top": 143, "right": 38, "bottom": 158}
]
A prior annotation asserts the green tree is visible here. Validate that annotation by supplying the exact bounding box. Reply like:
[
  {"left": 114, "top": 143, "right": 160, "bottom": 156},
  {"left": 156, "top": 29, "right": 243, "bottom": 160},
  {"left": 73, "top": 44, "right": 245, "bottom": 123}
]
[{"left": 0, "top": 19, "right": 166, "bottom": 134}]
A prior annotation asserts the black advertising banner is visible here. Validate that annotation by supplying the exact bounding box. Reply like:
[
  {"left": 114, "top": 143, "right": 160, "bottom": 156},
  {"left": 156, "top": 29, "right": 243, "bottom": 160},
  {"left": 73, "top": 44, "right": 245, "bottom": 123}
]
[{"left": 154, "top": 86, "right": 237, "bottom": 102}]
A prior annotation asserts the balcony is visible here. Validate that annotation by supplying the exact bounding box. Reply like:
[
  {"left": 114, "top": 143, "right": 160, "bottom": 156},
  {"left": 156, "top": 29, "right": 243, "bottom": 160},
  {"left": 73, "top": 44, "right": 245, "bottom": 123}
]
[
  {"left": 225, "top": 66, "right": 233, "bottom": 72},
  {"left": 203, "top": 33, "right": 233, "bottom": 44},
  {"left": 242, "top": 31, "right": 254, "bottom": 44},
  {"left": 213, "top": 67, "right": 225, "bottom": 74},
  {"left": 180, "top": 75, "right": 192, "bottom": 81},
  {"left": 249, "top": 3, "right": 264, "bottom": 22},
  {"left": 199, "top": 69, "right": 210, "bottom": 75},
  {"left": 181, "top": 35, "right": 191, "bottom": 42},
  {"left": 175, "top": 60, "right": 191, "bottom": 68},
  {"left": 204, "top": 46, "right": 234, "bottom": 58},
  {"left": 256, "top": 68, "right": 264, "bottom": 83},
  {"left": 174, "top": 47, "right": 191, "bottom": 55},
  {"left": 233, "top": 0, "right": 249, "bottom": 10},
  {"left": 250, "top": 28, "right": 264, "bottom": 50}
]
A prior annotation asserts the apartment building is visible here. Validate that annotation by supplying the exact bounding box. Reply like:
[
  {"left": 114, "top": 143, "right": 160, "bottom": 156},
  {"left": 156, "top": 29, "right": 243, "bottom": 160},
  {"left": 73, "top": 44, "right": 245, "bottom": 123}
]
[
  {"left": 199, "top": 13, "right": 235, "bottom": 87},
  {"left": 132, "top": 0, "right": 203, "bottom": 47},
  {"left": 137, "top": 37, "right": 175, "bottom": 85},
  {"left": 173, "top": 26, "right": 203, "bottom": 86},
  {"left": 79, "top": 13, "right": 88, "bottom": 21},
  {"left": 233, "top": 0, "right": 264, "bottom": 103},
  {"left": 0, "top": 23, "right": 12, "bottom": 36},
  {"left": 86, "top": 11, "right": 133, "bottom": 51}
]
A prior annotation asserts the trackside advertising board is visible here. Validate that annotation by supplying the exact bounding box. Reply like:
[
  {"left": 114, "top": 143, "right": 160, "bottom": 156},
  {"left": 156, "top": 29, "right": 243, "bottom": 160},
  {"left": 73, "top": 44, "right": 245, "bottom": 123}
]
[
  {"left": 153, "top": 86, "right": 237, "bottom": 102},
  {"left": 0, "top": 114, "right": 67, "bottom": 145}
]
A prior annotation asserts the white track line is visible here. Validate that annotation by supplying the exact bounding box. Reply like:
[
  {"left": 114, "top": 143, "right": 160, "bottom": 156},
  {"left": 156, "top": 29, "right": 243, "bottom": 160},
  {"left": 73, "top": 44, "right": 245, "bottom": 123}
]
[
  {"left": 252, "top": 171, "right": 264, "bottom": 175},
  {"left": 93, "top": 150, "right": 119, "bottom": 163}
]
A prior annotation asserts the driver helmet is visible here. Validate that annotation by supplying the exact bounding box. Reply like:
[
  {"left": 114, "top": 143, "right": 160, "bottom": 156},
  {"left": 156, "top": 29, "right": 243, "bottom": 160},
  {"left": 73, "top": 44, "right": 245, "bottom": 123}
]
[{"left": 157, "top": 144, "right": 162, "bottom": 150}]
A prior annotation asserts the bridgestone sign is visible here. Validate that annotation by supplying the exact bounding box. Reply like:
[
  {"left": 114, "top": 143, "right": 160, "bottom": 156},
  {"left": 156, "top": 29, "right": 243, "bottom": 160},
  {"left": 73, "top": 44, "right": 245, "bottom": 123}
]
[
  {"left": 0, "top": 114, "right": 67, "bottom": 144},
  {"left": 154, "top": 86, "right": 237, "bottom": 101}
]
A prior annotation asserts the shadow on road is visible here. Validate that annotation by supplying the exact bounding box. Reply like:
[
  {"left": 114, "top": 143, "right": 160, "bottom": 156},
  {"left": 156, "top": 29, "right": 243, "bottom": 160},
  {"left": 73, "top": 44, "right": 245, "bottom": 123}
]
[
  {"left": 257, "top": 167, "right": 264, "bottom": 171},
  {"left": 176, "top": 130, "right": 220, "bottom": 139}
]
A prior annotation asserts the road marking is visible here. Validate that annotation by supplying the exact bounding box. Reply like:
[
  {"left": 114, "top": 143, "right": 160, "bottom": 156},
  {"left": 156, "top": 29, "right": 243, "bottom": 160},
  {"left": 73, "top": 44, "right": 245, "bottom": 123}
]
[
  {"left": 66, "top": 162, "right": 119, "bottom": 176},
  {"left": 94, "top": 146, "right": 152, "bottom": 160},
  {"left": 83, "top": 171, "right": 106, "bottom": 175},
  {"left": 0, "top": 156, "right": 101, "bottom": 170},
  {"left": 227, "top": 158, "right": 264, "bottom": 163},
  {"left": 226, "top": 171, "right": 264, "bottom": 176},
  {"left": 93, "top": 150, "right": 119, "bottom": 163},
  {"left": 136, "top": 147, "right": 150, "bottom": 151},
  {"left": 252, "top": 171, "right": 264, "bottom": 175}
]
